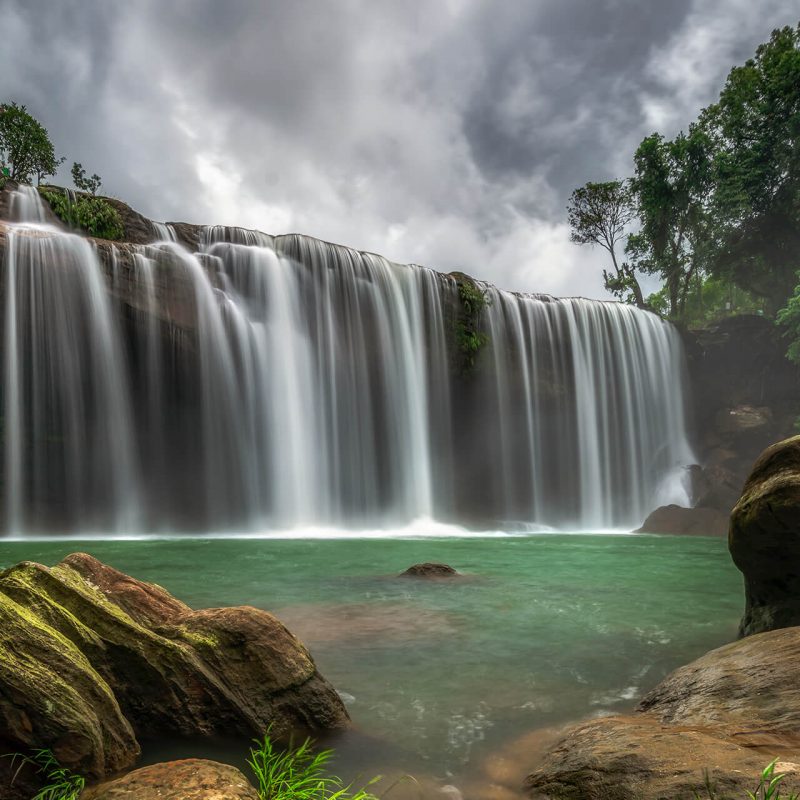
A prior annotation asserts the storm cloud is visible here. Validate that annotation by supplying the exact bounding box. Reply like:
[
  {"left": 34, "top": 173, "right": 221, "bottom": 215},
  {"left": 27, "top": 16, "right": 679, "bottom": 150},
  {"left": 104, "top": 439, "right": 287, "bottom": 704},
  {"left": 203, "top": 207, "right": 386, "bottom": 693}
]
[{"left": 0, "top": 0, "right": 796, "bottom": 297}]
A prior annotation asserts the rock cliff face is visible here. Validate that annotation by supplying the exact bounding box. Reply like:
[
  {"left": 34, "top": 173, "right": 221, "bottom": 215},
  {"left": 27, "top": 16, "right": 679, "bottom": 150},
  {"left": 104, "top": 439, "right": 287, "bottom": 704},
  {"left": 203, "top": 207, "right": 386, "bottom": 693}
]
[
  {"left": 683, "top": 317, "right": 800, "bottom": 508},
  {"left": 0, "top": 554, "right": 349, "bottom": 799}
]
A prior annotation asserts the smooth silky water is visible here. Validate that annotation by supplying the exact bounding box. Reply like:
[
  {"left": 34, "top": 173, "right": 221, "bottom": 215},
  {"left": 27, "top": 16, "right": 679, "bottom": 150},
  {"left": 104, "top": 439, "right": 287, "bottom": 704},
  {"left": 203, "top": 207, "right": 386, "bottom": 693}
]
[{"left": 0, "top": 533, "right": 741, "bottom": 791}]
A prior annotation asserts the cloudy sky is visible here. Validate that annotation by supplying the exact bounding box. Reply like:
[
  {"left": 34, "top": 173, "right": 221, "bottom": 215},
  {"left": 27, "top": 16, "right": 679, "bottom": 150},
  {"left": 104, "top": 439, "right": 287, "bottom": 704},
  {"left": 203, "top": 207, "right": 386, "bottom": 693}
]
[{"left": 1, "top": 0, "right": 796, "bottom": 298}]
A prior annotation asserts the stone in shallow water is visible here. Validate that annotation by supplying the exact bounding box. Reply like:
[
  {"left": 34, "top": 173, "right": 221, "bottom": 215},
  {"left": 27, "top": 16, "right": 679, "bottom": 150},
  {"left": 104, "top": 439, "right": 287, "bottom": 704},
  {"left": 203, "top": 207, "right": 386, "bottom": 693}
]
[
  {"left": 81, "top": 759, "right": 259, "bottom": 800},
  {"left": 635, "top": 504, "right": 727, "bottom": 536},
  {"left": 400, "top": 562, "right": 461, "bottom": 578}
]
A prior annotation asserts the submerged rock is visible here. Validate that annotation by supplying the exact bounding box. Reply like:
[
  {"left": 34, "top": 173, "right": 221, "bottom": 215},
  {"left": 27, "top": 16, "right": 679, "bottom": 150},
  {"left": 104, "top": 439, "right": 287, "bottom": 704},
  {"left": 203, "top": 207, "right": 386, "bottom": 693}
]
[
  {"left": 729, "top": 435, "right": 800, "bottom": 636},
  {"left": 81, "top": 759, "right": 259, "bottom": 800},
  {"left": 0, "top": 554, "right": 348, "bottom": 796},
  {"left": 400, "top": 562, "right": 461, "bottom": 578},
  {"left": 635, "top": 504, "right": 728, "bottom": 536}
]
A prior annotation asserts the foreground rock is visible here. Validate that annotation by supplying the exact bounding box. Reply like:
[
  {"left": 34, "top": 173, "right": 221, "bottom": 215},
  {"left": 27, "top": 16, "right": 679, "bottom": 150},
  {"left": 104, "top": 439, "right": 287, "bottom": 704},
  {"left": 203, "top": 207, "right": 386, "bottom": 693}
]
[
  {"left": 0, "top": 554, "right": 348, "bottom": 797},
  {"left": 525, "top": 625, "right": 800, "bottom": 799},
  {"left": 729, "top": 435, "right": 800, "bottom": 636},
  {"left": 525, "top": 715, "right": 798, "bottom": 800},
  {"left": 635, "top": 504, "right": 728, "bottom": 536},
  {"left": 400, "top": 562, "right": 461, "bottom": 578},
  {"left": 82, "top": 759, "right": 259, "bottom": 800}
]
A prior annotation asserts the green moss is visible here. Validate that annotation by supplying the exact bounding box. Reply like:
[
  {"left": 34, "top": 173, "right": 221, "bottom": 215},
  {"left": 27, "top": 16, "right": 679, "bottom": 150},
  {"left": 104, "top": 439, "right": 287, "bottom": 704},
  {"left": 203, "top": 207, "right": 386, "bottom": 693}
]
[
  {"left": 38, "top": 186, "right": 124, "bottom": 240},
  {"left": 451, "top": 273, "right": 491, "bottom": 375},
  {"left": 172, "top": 627, "right": 220, "bottom": 650}
]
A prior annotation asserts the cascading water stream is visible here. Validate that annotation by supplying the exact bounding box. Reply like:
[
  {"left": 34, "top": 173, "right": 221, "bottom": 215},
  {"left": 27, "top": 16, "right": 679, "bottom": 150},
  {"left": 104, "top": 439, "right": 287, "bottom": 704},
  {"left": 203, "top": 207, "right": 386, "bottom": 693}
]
[{"left": 0, "top": 186, "right": 695, "bottom": 535}]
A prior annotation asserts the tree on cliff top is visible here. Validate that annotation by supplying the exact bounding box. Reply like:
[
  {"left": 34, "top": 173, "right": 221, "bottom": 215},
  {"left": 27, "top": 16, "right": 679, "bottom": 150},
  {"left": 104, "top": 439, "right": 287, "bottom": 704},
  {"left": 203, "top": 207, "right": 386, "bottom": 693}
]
[
  {"left": 701, "top": 23, "right": 800, "bottom": 313},
  {"left": 0, "top": 102, "right": 62, "bottom": 184},
  {"left": 567, "top": 180, "right": 645, "bottom": 307}
]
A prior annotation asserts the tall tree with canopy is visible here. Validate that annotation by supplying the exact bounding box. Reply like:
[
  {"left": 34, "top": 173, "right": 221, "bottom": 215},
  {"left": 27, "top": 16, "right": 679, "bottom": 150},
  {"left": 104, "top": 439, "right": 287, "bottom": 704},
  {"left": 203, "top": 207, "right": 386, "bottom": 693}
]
[
  {"left": 702, "top": 23, "right": 800, "bottom": 313},
  {"left": 626, "top": 125, "right": 715, "bottom": 318},
  {"left": 566, "top": 180, "right": 645, "bottom": 307},
  {"left": 0, "top": 102, "right": 62, "bottom": 185}
]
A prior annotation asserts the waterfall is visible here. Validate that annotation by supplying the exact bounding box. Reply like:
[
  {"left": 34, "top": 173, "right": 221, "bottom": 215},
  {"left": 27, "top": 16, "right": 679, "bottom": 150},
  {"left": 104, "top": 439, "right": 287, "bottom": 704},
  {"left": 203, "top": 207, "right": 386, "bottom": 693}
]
[{"left": 0, "top": 186, "right": 694, "bottom": 534}]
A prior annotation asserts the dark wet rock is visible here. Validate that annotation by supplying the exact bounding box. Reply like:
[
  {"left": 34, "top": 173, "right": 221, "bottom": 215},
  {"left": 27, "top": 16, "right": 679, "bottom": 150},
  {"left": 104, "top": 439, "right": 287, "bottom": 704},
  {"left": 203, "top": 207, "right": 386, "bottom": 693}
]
[
  {"left": 729, "top": 436, "right": 800, "bottom": 636},
  {"left": 635, "top": 504, "right": 728, "bottom": 536},
  {"left": 82, "top": 758, "right": 259, "bottom": 800},
  {"left": 400, "top": 562, "right": 460, "bottom": 578}
]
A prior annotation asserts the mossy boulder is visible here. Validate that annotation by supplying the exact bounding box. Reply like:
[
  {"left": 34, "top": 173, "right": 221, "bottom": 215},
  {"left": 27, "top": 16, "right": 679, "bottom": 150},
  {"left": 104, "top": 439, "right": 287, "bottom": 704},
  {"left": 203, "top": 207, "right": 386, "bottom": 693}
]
[
  {"left": 0, "top": 590, "right": 138, "bottom": 784},
  {"left": 0, "top": 554, "right": 349, "bottom": 797},
  {"left": 729, "top": 435, "right": 800, "bottom": 636}
]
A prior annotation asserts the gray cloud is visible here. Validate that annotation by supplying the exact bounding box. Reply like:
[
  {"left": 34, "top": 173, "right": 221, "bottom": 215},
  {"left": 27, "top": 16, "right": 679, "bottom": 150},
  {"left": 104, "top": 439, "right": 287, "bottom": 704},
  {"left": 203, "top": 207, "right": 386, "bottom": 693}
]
[{"left": 0, "top": 0, "right": 797, "bottom": 298}]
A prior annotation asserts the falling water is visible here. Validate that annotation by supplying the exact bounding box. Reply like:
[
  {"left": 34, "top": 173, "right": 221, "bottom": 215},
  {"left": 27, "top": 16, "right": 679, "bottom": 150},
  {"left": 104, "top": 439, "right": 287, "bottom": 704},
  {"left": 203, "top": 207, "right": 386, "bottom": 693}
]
[{"left": 0, "top": 187, "right": 695, "bottom": 534}]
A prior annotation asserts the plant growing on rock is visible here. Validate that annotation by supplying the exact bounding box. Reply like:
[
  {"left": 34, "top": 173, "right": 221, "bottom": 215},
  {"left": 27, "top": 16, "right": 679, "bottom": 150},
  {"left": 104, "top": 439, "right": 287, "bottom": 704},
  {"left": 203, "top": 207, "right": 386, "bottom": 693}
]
[
  {"left": 452, "top": 274, "right": 490, "bottom": 375},
  {"left": 71, "top": 162, "right": 102, "bottom": 195},
  {"left": 38, "top": 185, "right": 124, "bottom": 240},
  {"left": 6, "top": 749, "right": 85, "bottom": 800},
  {"left": 695, "top": 759, "right": 799, "bottom": 800}
]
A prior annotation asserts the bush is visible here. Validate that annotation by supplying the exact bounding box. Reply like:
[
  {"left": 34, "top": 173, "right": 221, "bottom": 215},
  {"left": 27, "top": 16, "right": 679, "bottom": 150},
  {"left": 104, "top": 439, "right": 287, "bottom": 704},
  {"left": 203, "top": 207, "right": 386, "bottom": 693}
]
[{"left": 39, "top": 186, "right": 124, "bottom": 240}]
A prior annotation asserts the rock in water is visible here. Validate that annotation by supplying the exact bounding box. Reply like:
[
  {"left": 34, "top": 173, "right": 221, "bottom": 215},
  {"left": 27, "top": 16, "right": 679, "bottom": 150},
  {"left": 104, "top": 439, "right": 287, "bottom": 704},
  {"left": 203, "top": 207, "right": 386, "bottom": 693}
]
[
  {"left": 635, "top": 504, "right": 728, "bottom": 536},
  {"left": 729, "top": 435, "right": 800, "bottom": 636},
  {"left": 0, "top": 553, "right": 349, "bottom": 797},
  {"left": 81, "top": 759, "right": 259, "bottom": 800},
  {"left": 525, "top": 626, "right": 800, "bottom": 798},
  {"left": 0, "top": 590, "right": 139, "bottom": 780},
  {"left": 400, "top": 562, "right": 460, "bottom": 578}
]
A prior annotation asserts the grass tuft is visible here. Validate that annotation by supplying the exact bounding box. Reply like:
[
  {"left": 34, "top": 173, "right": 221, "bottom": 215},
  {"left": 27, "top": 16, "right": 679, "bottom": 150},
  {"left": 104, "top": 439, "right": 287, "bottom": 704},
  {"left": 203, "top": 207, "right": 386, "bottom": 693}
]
[
  {"left": 247, "top": 732, "right": 380, "bottom": 800},
  {"left": 6, "top": 748, "right": 85, "bottom": 800}
]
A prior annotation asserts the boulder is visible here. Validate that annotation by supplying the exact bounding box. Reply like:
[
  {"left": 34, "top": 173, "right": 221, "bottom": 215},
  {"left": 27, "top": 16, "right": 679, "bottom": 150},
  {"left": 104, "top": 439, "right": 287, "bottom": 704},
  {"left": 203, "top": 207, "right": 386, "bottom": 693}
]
[
  {"left": 637, "top": 626, "right": 800, "bottom": 732},
  {"left": 0, "top": 553, "right": 349, "bottom": 797},
  {"left": 524, "top": 715, "right": 798, "bottom": 800},
  {"left": 0, "top": 591, "right": 138, "bottom": 781},
  {"left": 399, "top": 562, "right": 460, "bottom": 578},
  {"left": 635, "top": 504, "right": 728, "bottom": 536},
  {"left": 729, "top": 435, "right": 800, "bottom": 636},
  {"left": 82, "top": 759, "right": 259, "bottom": 800},
  {"left": 525, "top": 625, "right": 800, "bottom": 798}
]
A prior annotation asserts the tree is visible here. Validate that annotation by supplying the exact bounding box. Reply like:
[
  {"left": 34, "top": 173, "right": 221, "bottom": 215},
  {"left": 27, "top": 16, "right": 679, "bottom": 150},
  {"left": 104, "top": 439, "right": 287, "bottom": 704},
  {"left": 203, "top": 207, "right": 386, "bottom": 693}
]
[
  {"left": 700, "top": 23, "right": 800, "bottom": 313},
  {"left": 71, "top": 162, "right": 102, "bottom": 195},
  {"left": 566, "top": 180, "right": 645, "bottom": 307},
  {"left": 627, "top": 125, "right": 715, "bottom": 318},
  {"left": 0, "top": 102, "right": 62, "bottom": 184}
]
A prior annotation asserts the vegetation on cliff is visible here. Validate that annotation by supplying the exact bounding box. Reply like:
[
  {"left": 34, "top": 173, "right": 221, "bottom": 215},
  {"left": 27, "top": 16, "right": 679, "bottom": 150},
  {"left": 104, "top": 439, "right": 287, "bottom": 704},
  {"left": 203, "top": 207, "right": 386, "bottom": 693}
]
[
  {"left": 567, "top": 23, "right": 799, "bottom": 326},
  {"left": 38, "top": 186, "right": 124, "bottom": 240}
]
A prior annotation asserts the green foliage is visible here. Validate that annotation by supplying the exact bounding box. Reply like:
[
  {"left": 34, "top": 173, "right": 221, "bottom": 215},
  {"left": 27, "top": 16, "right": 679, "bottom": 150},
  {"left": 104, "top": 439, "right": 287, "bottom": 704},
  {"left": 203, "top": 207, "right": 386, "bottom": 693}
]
[
  {"left": 695, "top": 759, "right": 799, "bottom": 799},
  {"left": 71, "top": 162, "right": 102, "bottom": 195},
  {"left": 247, "top": 733, "right": 380, "bottom": 800},
  {"left": 777, "top": 272, "right": 800, "bottom": 363},
  {"left": 6, "top": 749, "right": 84, "bottom": 800},
  {"left": 0, "top": 102, "right": 63, "bottom": 184},
  {"left": 648, "top": 273, "right": 765, "bottom": 325},
  {"left": 627, "top": 125, "right": 716, "bottom": 318},
  {"left": 452, "top": 276, "right": 490, "bottom": 375},
  {"left": 566, "top": 180, "right": 644, "bottom": 307},
  {"left": 700, "top": 24, "right": 800, "bottom": 312},
  {"left": 39, "top": 186, "right": 124, "bottom": 241}
]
